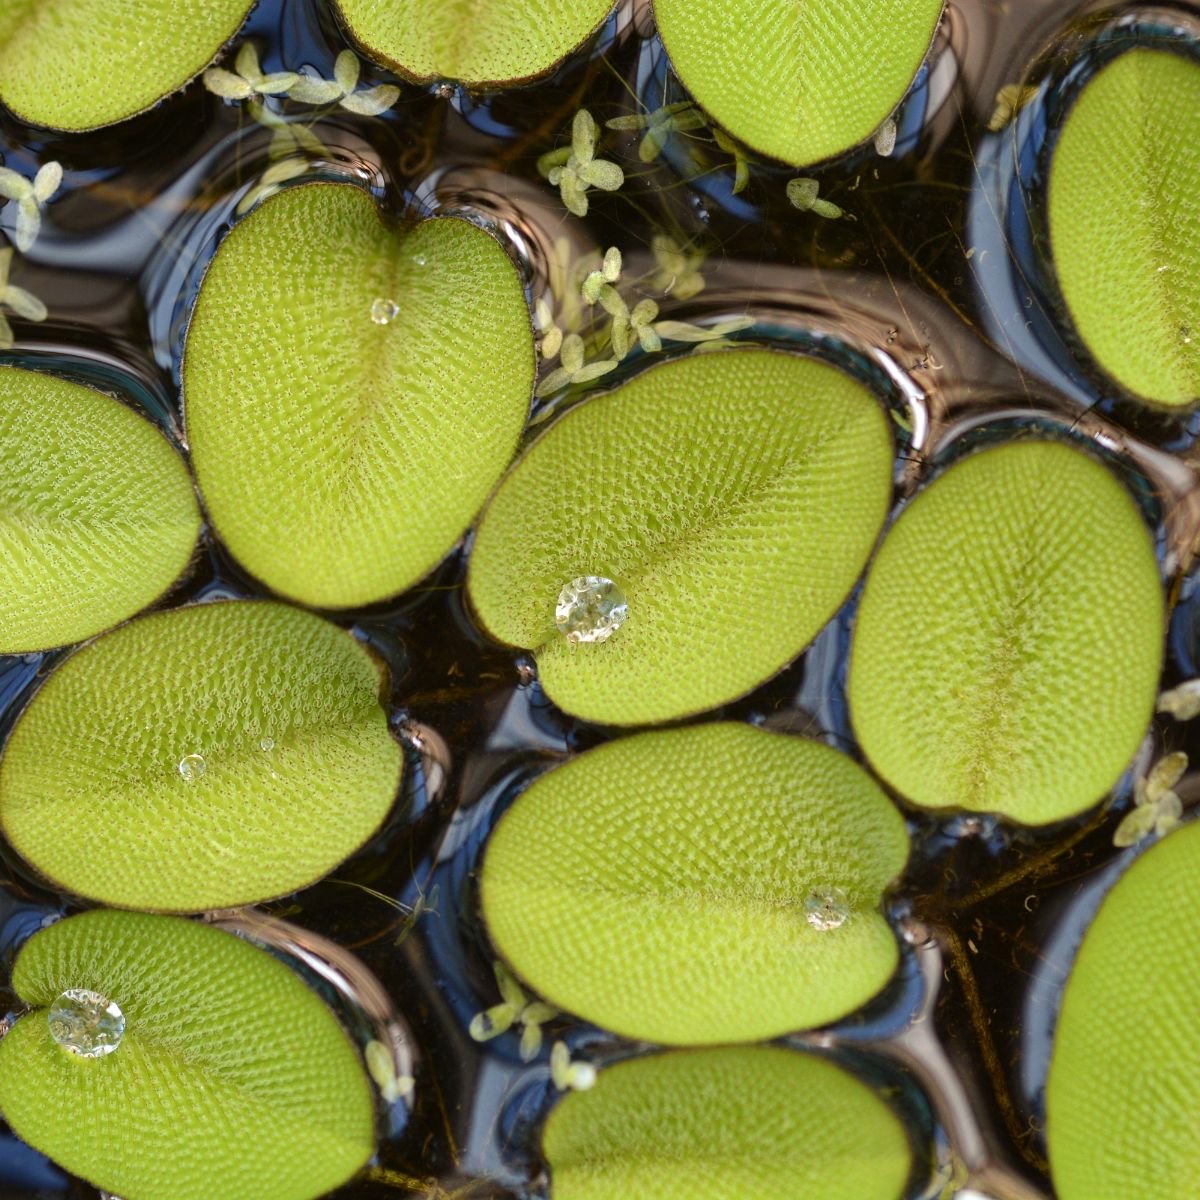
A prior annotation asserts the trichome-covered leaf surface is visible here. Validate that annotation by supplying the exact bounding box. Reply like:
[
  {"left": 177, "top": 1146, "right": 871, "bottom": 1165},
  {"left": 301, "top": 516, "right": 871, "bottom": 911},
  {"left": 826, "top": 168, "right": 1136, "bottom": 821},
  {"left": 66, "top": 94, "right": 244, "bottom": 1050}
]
[
  {"left": 0, "top": 600, "right": 402, "bottom": 911},
  {"left": 849, "top": 439, "right": 1163, "bottom": 825},
  {"left": 1047, "top": 820, "right": 1200, "bottom": 1199},
  {"left": 468, "top": 349, "right": 893, "bottom": 726},
  {"left": 1049, "top": 47, "right": 1200, "bottom": 408},
  {"left": 0, "top": 909, "right": 375, "bottom": 1200},
  {"left": 543, "top": 1046, "right": 913, "bottom": 1200},
  {"left": 0, "top": 0, "right": 253, "bottom": 131},
  {"left": 481, "top": 723, "right": 908, "bottom": 1044},
  {"left": 334, "top": 0, "right": 615, "bottom": 86},
  {"left": 0, "top": 365, "right": 200, "bottom": 654},
  {"left": 185, "top": 182, "right": 534, "bottom": 608},
  {"left": 653, "top": 0, "right": 944, "bottom": 166}
]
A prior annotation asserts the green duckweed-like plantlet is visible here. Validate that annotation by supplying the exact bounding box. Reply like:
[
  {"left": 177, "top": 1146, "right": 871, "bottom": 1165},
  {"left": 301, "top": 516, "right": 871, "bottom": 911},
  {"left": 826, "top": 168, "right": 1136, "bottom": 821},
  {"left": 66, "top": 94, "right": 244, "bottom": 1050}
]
[
  {"left": 849, "top": 439, "right": 1164, "bottom": 825},
  {"left": 538, "top": 109, "right": 625, "bottom": 218},
  {"left": 0, "top": 600, "right": 403, "bottom": 911},
  {"left": 0, "top": 246, "right": 46, "bottom": 347},
  {"left": 184, "top": 181, "right": 534, "bottom": 609},
  {"left": 1048, "top": 48, "right": 1200, "bottom": 408},
  {"left": 0, "top": 365, "right": 200, "bottom": 655},
  {"left": 1112, "top": 750, "right": 1186, "bottom": 848},
  {"left": 332, "top": 0, "right": 615, "bottom": 88},
  {"left": 481, "top": 724, "right": 908, "bottom": 1044},
  {"left": 286, "top": 48, "right": 400, "bottom": 114},
  {"left": 469, "top": 348, "right": 894, "bottom": 726},
  {"left": 653, "top": 0, "right": 944, "bottom": 167},
  {"left": 0, "top": 160, "right": 61, "bottom": 253},
  {"left": 0, "top": 0, "right": 255, "bottom": 131},
  {"left": 542, "top": 1046, "right": 913, "bottom": 1200},
  {"left": 202, "top": 41, "right": 298, "bottom": 100},
  {"left": 1047, "top": 820, "right": 1200, "bottom": 1199},
  {"left": 0, "top": 909, "right": 375, "bottom": 1200}
]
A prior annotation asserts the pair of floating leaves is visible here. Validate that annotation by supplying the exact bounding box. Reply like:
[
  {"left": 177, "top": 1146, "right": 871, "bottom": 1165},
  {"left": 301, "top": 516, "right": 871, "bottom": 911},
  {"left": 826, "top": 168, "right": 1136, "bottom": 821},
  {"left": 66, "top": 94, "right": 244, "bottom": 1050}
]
[
  {"left": 1049, "top": 47, "right": 1200, "bottom": 408},
  {"left": 654, "top": 0, "right": 944, "bottom": 166},
  {"left": 544, "top": 1046, "right": 913, "bottom": 1200},
  {"left": 0, "top": 365, "right": 200, "bottom": 655},
  {"left": 469, "top": 348, "right": 894, "bottom": 726},
  {"left": 333, "top": 0, "right": 614, "bottom": 87},
  {"left": 184, "top": 182, "right": 534, "bottom": 609},
  {"left": 0, "top": 1, "right": 254, "bottom": 130},
  {"left": 1048, "top": 820, "right": 1200, "bottom": 1198},
  {"left": 849, "top": 440, "right": 1163, "bottom": 825},
  {"left": 0, "top": 600, "right": 403, "bottom": 911},
  {"left": 0, "top": 910, "right": 374, "bottom": 1200},
  {"left": 481, "top": 724, "right": 908, "bottom": 1044}
]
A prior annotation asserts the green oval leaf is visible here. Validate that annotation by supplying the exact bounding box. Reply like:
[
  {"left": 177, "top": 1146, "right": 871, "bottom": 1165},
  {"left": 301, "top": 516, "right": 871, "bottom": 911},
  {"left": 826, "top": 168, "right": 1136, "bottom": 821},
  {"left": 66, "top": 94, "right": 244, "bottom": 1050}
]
[
  {"left": 333, "top": 0, "right": 615, "bottom": 87},
  {"left": 1048, "top": 47, "right": 1200, "bottom": 408},
  {"left": 0, "top": 364, "right": 200, "bottom": 655},
  {"left": 544, "top": 1046, "right": 913, "bottom": 1200},
  {"left": 654, "top": 0, "right": 944, "bottom": 167},
  {"left": 849, "top": 439, "right": 1163, "bottom": 825},
  {"left": 0, "top": 600, "right": 403, "bottom": 911},
  {"left": 467, "top": 349, "right": 894, "bottom": 726},
  {"left": 0, "top": 909, "right": 375, "bottom": 1200},
  {"left": 481, "top": 723, "right": 908, "bottom": 1044},
  {"left": 184, "top": 182, "right": 534, "bottom": 609},
  {"left": 0, "top": 1, "right": 253, "bottom": 131},
  {"left": 1047, "top": 820, "right": 1200, "bottom": 1199}
]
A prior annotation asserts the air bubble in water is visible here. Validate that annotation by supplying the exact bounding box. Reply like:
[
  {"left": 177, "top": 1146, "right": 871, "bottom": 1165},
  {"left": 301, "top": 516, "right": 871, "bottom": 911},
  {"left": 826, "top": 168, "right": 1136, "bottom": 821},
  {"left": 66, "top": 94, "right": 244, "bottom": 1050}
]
[
  {"left": 370, "top": 297, "right": 400, "bottom": 325},
  {"left": 178, "top": 753, "right": 206, "bottom": 782},
  {"left": 48, "top": 988, "right": 125, "bottom": 1057},
  {"left": 555, "top": 576, "right": 628, "bottom": 645},
  {"left": 259, "top": 736, "right": 275, "bottom": 752},
  {"left": 804, "top": 887, "right": 850, "bottom": 931}
]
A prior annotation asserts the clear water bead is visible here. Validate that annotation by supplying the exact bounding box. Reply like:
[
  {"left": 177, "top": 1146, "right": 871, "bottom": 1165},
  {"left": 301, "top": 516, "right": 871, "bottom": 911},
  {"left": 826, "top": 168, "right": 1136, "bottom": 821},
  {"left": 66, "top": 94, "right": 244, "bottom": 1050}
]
[
  {"left": 259, "top": 736, "right": 275, "bottom": 752},
  {"left": 804, "top": 887, "right": 850, "bottom": 931},
  {"left": 178, "top": 753, "right": 206, "bottom": 782},
  {"left": 48, "top": 988, "right": 125, "bottom": 1057},
  {"left": 555, "top": 576, "right": 628, "bottom": 645},
  {"left": 370, "top": 297, "right": 399, "bottom": 325}
]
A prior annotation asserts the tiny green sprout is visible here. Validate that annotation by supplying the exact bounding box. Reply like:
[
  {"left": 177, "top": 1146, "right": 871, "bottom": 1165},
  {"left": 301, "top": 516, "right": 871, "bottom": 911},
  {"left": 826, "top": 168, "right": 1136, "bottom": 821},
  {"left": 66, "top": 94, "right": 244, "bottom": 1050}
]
[
  {"left": 653, "top": 315, "right": 755, "bottom": 344},
  {"left": 394, "top": 883, "right": 439, "bottom": 947},
  {"left": 535, "top": 296, "right": 565, "bottom": 360},
  {"left": 248, "top": 99, "right": 331, "bottom": 162},
  {"left": 1158, "top": 679, "right": 1200, "bottom": 721},
  {"left": 235, "top": 157, "right": 309, "bottom": 216},
  {"left": 287, "top": 50, "right": 400, "bottom": 116},
  {"left": 0, "top": 246, "right": 47, "bottom": 349},
  {"left": 468, "top": 960, "right": 559, "bottom": 1062},
  {"left": 535, "top": 333, "right": 619, "bottom": 398},
  {"left": 0, "top": 161, "right": 61, "bottom": 254},
  {"left": 364, "top": 1039, "right": 414, "bottom": 1105},
  {"left": 988, "top": 83, "right": 1039, "bottom": 132},
  {"left": 203, "top": 43, "right": 298, "bottom": 101},
  {"left": 786, "top": 176, "right": 844, "bottom": 219},
  {"left": 651, "top": 234, "right": 706, "bottom": 300},
  {"left": 550, "top": 1041, "right": 597, "bottom": 1092},
  {"left": 1114, "top": 751, "right": 1188, "bottom": 847},
  {"left": 537, "top": 109, "right": 624, "bottom": 218},
  {"left": 606, "top": 101, "right": 707, "bottom": 163},
  {"left": 611, "top": 298, "right": 661, "bottom": 359},
  {"left": 712, "top": 126, "right": 751, "bottom": 194},
  {"left": 874, "top": 117, "right": 898, "bottom": 157}
]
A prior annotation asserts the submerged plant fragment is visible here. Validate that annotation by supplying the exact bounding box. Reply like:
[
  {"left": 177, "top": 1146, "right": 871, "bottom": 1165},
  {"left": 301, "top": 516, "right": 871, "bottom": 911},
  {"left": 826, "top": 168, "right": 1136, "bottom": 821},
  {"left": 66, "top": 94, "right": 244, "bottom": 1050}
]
[
  {"left": 0, "top": 246, "right": 46, "bottom": 347},
  {"left": 0, "top": 161, "right": 61, "bottom": 252}
]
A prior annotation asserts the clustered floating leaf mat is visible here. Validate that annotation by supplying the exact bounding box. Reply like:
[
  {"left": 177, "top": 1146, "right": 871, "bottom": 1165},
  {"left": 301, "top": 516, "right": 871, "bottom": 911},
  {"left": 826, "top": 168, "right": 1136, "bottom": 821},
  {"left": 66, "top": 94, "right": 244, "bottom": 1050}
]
[
  {"left": 0, "top": 364, "right": 200, "bottom": 655},
  {"left": 1048, "top": 820, "right": 1200, "bottom": 1199},
  {"left": 1048, "top": 47, "right": 1200, "bottom": 408},
  {"left": 468, "top": 348, "right": 894, "bottom": 726},
  {"left": 0, "top": 0, "right": 254, "bottom": 131},
  {"left": 849, "top": 439, "right": 1163, "bottom": 825},
  {"left": 481, "top": 723, "right": 908, "bottom": 1044},
  {"left": 333, "top": 0, "right": 615, "bottom": 87},
  {"left": 0, "top": 909, "right": 375, "bottom": 1200},
  {"left": 543, "top": 1045, "right": 913, "bottom": 1200},
  {"left": 653, "top": 0, "right": 945, "bottom": 167},
  {"left": 0, "top": 600, "right": 402, "bottom": 912},
  {"left": 184, "top": 181, "right": 534, "bottom": 609}
]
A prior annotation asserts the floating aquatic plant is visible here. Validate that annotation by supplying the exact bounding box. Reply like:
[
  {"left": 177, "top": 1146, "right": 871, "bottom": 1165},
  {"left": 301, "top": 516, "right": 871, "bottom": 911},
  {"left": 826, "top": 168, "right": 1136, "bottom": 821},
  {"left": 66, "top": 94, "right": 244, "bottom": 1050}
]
[
  {"left": 538, "top": 109, "right": 624, "bottom": 218},
  {"left": 0, "top": 246, "right": 46, "bottom": 348},
  {"left": 1112, "top": 751, "right": 1186, "bottom": 848},
  {"left": 1048, "top": 820, "right": 1200, "bottom": 1199},
  {"left": 0, "top": 0, "right": 255, "bottom": 130},
  {"left": 287, "top": 49, "right": 400, "bottom": 114},
  {"left": 469, "top": 348, "right": 894, "bottom": 726},
  {"left": 0, "top": 160, "right": 61, "bottom": 252},
  {"left": 184, "top": 181, "right": 534, "bottom": 609},
  {"left": 786, "top": 176, "right": 845, "bottom": 219},
  {"left": 606, "top": 101, "right": 708, "bottom": 164},
  {"left": 542, "top": 1046, "right": 913, "bottom": 1200},
  {"left": 0, "top": 909, "right": 375, "bottom": 1200},
  {"left": 331, "top": 0, "right": 615, "bottom": 87},
  {"left": 0, "top": 365, "right": 200, "bottom": 655},
  {"left": 0, "top": 600, "right": 403, "bottom": 911},
  {"left": 849, "top": 439, "right": 1164, "bottom": 825},
  {"left": 481, "top": 724, "right": 908, "bottom": 1043},
  {"left": 1048, "top": 47, "right": 1200, "bottom": 407},
  {"left": 202, "top": 42, "right": 297, "bottom": 100},
  {"left": 653, "top": 0, "right": 944, "bottom": 167}
]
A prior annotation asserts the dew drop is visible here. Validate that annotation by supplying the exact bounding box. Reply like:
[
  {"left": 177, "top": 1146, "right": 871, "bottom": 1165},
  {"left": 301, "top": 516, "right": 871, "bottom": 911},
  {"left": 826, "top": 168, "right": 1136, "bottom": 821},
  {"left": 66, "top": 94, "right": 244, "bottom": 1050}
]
[
  {"left": 370, "top": 297, "right": 400, "bottom": 325},
  {"left": 259, "top": 736, "right": 275, "bottom": 752},
  {"left": 412, "top": 253, "right": 427, "bottom": 267},
  {"left": 178, "top": 753, "right": 206, "bottom": 782},
  {"left": 47, "top": 988, "right": 125, "bottom": 1057},
  {"left": 804, "top": 887, "right": 850, "bottom": 931},
  {"left": 555, "top": 576, "right": 628, "bottom": 645}
]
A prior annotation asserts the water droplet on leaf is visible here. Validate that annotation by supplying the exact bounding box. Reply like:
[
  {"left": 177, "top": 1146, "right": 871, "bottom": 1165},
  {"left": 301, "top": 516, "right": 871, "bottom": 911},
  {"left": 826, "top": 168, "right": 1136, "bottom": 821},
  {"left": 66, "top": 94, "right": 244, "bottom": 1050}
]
[
  {"left": 47, "top": 988, "right": 125, "bottom": 1057},
  {"left": 555, "top": 576, "right": 628, "bottom": 645},
  {"left": 259, "top": 736, "right": 275, "bottom": 752},
  {"left": 369, "top": 297, "right": 399, "bottom": 325},
  {"left": 804, "top": 887, "right": 850, "bottom": 931},
  {"left": 178, "top": 753, "right": 206, "bottom": 782}
]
